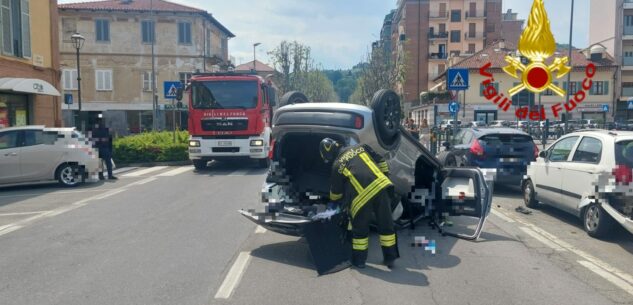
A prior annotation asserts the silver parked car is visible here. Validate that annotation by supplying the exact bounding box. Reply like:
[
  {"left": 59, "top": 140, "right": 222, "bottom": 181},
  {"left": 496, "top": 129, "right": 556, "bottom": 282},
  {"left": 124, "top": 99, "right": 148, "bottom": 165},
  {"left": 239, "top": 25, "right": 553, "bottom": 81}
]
[{"left": 0, "top": 126, "right": 101, "bottom": 187}]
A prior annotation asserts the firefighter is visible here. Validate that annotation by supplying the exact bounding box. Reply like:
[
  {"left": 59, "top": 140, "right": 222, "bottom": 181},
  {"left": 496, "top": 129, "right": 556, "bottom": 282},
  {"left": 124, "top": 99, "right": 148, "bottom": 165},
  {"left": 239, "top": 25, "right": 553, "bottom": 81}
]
[{"left": 319, "top": 138, "right": 399, "bottom": 269}]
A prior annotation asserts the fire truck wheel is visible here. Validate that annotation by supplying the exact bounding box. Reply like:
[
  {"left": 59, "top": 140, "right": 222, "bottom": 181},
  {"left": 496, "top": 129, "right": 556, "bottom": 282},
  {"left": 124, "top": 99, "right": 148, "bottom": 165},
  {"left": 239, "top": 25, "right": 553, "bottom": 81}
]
[
  {"left": 279, "top": 91, "right": 309, "bottom": 107},
  {"left": 371, "top": 89, "right": 401, "bottom": 144},
  {"left": 257, "top": 158, "right": 271, "bottom": 168},
  {"left": 193, "top": 160, "right": 208, "bottom": 170}
]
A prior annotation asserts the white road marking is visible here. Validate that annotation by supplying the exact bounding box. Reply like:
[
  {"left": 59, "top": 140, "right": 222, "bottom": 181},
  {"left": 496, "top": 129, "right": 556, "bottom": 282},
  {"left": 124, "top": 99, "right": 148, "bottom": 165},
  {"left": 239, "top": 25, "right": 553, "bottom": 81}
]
[
  {"left": 91, "top": 189, "right": 127, "bottom": 201},
  {"left": 578, "top": 260, "right": 633, "bottom": 296},
  {"left": 0, "top": 225, "right": 22, "bottom": 237},
  {"left": 495, "top": 207, "right": 633, "bottom": 289},
  {"left": 214, "top": 251, "right": 252, "bottom": 299},
  {"left": 0, "top": 211, "right": 49, "bottom": 217},
  {"left": 122, "top": 166, "right": 168, "bottom": 177},
  {"left": 254, "top": 226, "right": 267, "bottom": 234},
  {"left": 0, "top": 188, "right": 119, "bottom": 199},
  {"left": 113, "top": 167, "right": 137, "bottom": 175},
  {"left": 125, "top": 177, "right": 157, "bottom": 187},
  {"left": 491, "top": 208, "right": 516, "bottom": 223},
  {"left": 157, "top": 166, "right": 193, "bottom": 177},
  {"left": 519, "top": 226, "right": 566, "bottom": 251},
  {"left": 227, "top": 169, "right": 251, "bottom": 176}
]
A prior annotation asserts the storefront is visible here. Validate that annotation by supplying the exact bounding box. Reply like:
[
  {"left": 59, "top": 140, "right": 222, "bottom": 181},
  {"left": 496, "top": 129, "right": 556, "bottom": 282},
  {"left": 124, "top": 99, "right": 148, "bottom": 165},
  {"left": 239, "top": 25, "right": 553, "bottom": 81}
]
[
  {"left": 0, "top": 93, "right": 29, "bottom": 128},
  {"left": 0, "top": 78, "right": 60, "bottom": 128}
]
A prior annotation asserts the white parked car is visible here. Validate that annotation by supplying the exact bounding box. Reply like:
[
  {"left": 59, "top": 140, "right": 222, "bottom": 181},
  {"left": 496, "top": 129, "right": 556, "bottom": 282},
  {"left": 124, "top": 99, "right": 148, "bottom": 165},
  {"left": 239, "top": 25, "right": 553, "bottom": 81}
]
[
  {"left": 489, "top": 120, "right": 509, "bottom": 128},
  {"left": 0, "top": 126, "right": 101, "bottom": 187},
  {"left": 523, "top": 130, "right": 633, "bottom": 238},
  {"left": 439, "top": 120, "right": 461, "bottom": 130}
]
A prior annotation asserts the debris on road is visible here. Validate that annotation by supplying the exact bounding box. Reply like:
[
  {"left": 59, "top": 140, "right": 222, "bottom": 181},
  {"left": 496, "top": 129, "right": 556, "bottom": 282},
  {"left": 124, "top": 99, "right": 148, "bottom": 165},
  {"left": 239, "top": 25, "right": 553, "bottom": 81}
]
[{"left": 515, "top": 206, "right": 533, "bottom": 215}]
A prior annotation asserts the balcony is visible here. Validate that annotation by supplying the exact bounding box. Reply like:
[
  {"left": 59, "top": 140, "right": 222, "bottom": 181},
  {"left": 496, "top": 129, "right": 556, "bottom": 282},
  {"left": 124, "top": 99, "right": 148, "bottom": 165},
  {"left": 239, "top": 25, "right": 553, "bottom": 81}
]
[
  {"left": 625, "top": 25, "right": 633, "bottom": 39},
  {"left": 625, "top": 0, "right": 633, "bottom": 9},
  {"left": 622, "top": 87, "right": 633, "bottom": 97},
  {"left": 429, "top": 53, "right": 448, "bottom": 60},
  {"left": 623, "top": 57, "right": 633, "bottom": 71},
  {"left": 430, "top": 11, "right": 449, "bottom": 19},
  {"left": 465, "top": 11, "right": 486, "bottom": 19},
  {"left": 464, "top": 32, "right": 484, "bottom": 40},
  {"left": 428, "top": 32, "right": 448, "bottom": 40}
]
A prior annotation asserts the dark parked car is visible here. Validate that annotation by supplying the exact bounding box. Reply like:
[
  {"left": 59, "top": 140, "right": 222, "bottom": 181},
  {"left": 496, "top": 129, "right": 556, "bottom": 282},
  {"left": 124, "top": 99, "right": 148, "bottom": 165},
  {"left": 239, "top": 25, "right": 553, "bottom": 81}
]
[{"left": 438, "top": 128, "right": 538, "bottom": 186}]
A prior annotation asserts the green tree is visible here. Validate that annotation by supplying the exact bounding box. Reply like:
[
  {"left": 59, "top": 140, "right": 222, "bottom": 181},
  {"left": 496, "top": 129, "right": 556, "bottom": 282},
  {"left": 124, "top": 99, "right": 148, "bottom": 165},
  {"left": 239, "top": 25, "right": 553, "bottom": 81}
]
[{"left": 350, "top": 46, "right": 407, "bottom": 106}]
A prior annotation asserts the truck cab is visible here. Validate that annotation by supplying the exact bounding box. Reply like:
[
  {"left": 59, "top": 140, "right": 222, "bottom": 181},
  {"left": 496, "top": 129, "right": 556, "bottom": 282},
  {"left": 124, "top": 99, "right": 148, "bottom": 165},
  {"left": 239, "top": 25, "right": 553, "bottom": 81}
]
[{"left": 186, "top": 73, "right": 277, "bottom": 169}]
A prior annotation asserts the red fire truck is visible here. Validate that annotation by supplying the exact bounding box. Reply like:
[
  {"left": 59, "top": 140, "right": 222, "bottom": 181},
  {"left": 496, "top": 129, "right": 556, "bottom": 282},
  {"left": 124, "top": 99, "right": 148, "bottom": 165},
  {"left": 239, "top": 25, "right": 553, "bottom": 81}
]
[{"left": 186, "top": 73, "right": 276, "bottom": 169}]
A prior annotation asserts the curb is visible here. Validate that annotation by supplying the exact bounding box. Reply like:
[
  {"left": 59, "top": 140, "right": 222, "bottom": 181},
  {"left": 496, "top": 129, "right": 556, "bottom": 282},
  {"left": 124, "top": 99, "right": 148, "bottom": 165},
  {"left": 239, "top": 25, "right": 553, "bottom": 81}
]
[{"left": 115, "top": 160, "right": 192, "bottom": 168}]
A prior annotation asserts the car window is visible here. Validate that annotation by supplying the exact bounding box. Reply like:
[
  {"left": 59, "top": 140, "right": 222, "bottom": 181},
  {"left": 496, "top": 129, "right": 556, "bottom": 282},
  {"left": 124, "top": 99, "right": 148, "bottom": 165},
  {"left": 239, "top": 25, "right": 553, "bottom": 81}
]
[
  {"left": 461, "top": 131, "right": 474, "bottom": 145},
  {"left": 23, "top": 130, "right": 59, "bottom": 146},
  {"left": 616, "top": 140, "right": 633, "bottom": 168},
  {"left": 548, "top": 136, "right": 579, "bottom": 162},
  {"left": 0, "top": 131, "right": 19, "bottom": 149},
  {"left": 571, "top": 137, "right": 602, "bottom": 164},
  {"left": 452, "top": 130, "right": 465, "bottom": 145}
]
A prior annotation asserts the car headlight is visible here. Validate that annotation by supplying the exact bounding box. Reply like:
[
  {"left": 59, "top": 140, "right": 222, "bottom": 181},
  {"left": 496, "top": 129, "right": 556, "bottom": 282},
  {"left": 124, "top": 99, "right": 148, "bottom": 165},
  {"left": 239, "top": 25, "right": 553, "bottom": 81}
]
[
  {"left": 250, "top": 140, "right": 264, "bottom": 146},
  {"left": 189, "top": 140, "right": 200, "bottom": 147}
]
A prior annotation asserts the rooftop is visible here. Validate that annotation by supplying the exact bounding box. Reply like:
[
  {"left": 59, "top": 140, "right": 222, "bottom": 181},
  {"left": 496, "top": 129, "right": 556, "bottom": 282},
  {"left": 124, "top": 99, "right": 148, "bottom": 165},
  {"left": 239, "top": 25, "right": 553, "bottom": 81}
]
[{"left": 234, "top": 60, "right": 275, "bottom": 73}]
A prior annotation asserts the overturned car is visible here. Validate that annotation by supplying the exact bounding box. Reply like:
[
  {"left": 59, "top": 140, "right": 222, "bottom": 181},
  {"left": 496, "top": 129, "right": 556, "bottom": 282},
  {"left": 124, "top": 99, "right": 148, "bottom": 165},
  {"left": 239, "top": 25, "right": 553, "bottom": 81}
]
[{"left": 240, "top": 90, "right": 494, "bottom": 243}]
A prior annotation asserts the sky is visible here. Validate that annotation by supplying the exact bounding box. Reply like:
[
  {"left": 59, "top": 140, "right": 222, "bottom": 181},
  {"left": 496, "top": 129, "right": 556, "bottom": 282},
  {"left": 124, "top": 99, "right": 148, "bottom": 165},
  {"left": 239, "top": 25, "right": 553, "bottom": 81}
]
[{"left": 58, "top": 0, "right": 590, "bottom": 70}]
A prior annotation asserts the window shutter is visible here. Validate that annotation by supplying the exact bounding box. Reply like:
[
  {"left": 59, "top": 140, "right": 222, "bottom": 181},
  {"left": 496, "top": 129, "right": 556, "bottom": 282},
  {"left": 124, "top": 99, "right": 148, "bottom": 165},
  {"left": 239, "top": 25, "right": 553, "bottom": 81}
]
[
  {"left": 20, "top": 0, "right": 30, "bottom": 58},
  {"left": 1, "top": 0, "right": 12, "bottom": 55},
  {"left": 604, "top": 81, "right": 609, "bottom": 95},
  {"left": 480, "top": 83, "right": 484, "bottom": 96}
]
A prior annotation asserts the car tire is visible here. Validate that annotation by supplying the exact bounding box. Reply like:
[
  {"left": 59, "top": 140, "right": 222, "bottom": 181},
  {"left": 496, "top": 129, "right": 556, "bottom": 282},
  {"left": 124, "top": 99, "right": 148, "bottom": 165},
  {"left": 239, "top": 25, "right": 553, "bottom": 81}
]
[
  {"left": 56, "top": 164, "right": 83, "bottom": 187},
  {"left": 279, "top": 91, "right": 309, "bottom": 107},
  {"left": 370, "top": 89, "right": 401, "bottom": 144},
  {"left": 193, "top": 160, "right": 207, "bottom": 170},
  {"left": 583, "top": 202, "right": 616, "bottom": 238},
  {"left": 257, "top": 158, "right": 270, "bottom": 168},
  {"left": 437, "top": 151, "right": 457, "bottom": 167},
  {"left": 522, "top": 180, "right": 539, "bottom": 209}
]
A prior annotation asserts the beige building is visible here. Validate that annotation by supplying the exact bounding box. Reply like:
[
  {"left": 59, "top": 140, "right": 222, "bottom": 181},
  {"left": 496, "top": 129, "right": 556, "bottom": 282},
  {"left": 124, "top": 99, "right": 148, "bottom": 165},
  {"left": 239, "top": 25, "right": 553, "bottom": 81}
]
[
  {"left": 589, "top": 0, "right": 632, "bottom": 120},
  {"left": 1, "top": 0, "right": 62, "bottom": 128},
  {"left": 58, "top": 0, "right": 234, "bottom": 134},
  {"left": 412, "top": 41, "right": 617, "bottom": 125}
]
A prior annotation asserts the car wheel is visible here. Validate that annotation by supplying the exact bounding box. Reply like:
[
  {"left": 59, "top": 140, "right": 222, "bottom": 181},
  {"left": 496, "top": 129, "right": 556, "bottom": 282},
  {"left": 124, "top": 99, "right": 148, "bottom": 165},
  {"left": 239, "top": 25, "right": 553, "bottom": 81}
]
[
  {"left": 437, "top": 151, "right": 457, "bottom": 167},
  {"left": 370, "top": 89, "right": 401, "bottom": 144},
  {"left": 56, "top": 164, "right": 83, "bottom": 187},
  {"left": 279, "top": 91, "right": 309, "bottom": 107},
  {"left": 193, "top": 160, "right": 207, "bottom": 170},
  {"left": 257, "top": 158, "right": 270, "bottom": 168},
  {"left": 583, "top": 203, "right": 615, "bottom": 238},
  {"left": 522, "top": 180, "right": 539, "bottom": 209}
]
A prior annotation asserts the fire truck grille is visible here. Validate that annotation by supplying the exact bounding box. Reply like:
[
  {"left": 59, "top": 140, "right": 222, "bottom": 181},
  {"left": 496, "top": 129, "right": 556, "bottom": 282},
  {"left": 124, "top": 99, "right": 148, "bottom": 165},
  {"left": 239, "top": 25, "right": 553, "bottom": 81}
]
[{"left": 201, "top": 118, "right": 248, "bottom": 131}]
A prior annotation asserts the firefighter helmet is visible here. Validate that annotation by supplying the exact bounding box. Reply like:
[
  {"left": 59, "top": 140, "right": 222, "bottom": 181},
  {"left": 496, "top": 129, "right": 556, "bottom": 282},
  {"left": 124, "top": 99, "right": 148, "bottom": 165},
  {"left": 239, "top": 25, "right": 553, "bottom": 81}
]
[{"left": 319, "top": 138, "right": 341, "bottom": 164}]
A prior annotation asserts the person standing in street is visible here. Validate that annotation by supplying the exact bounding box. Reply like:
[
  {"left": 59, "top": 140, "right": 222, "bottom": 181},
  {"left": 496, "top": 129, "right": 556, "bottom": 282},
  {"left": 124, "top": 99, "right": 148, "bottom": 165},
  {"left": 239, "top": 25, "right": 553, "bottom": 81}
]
[
  {"left": 320, "top": 138, "right": 399, "bottom": 269},
  {"left": 92, "top": 120, "right": 117, "bottom": 180}
]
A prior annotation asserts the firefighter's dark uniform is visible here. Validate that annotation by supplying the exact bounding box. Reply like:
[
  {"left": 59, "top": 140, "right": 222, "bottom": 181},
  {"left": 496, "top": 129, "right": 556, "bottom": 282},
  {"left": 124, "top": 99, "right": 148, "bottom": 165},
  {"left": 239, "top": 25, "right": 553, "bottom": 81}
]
[{"left": 329, "top": 144, "right": 398, "bottom": 266}]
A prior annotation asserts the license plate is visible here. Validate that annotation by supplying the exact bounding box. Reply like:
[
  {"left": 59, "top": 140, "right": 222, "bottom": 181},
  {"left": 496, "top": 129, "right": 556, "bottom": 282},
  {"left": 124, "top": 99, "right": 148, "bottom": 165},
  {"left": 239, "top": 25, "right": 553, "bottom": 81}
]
[{"left": 218, "top": 141, "right": 232, "bottom": 147}]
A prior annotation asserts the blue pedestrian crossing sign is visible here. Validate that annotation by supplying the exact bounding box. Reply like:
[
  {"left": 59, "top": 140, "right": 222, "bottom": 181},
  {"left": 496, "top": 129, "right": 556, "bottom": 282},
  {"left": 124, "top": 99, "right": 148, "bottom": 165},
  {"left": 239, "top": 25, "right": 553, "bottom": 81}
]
[
  {"left": 602, "top": 104, "right": 609, "bottom": 112},
  {"left": 447, "top": 68, "right": 469, "bottom": 90},
  {"left": 448, "top": 101, "right": 460, "bottom": 114},
  {"left": 164, "top": 81, "right": 182, "bottom": 99}
]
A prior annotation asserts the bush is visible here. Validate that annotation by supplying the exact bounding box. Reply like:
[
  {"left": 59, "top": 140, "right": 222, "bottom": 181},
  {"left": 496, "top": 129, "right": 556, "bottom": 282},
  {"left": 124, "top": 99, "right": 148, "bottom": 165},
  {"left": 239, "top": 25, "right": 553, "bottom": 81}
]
[{"left": 113, "top": 131, "right": 189, "bottom": 164}]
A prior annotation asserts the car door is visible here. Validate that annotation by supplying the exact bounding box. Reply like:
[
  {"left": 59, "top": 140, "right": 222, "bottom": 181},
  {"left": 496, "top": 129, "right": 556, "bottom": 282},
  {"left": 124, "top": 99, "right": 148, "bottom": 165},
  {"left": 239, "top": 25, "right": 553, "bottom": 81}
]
[
  {"left": 532, "top": 136, "right": 580, "bottom": 205},
  {"left": 558, "top": 136, "right": 603, "bottom": 215},
  {"left": 0, "top": 130, "right": 21, "bottom": 183},
  {"left": 19, "top": 130, "right": 63, "bottom": 181}
]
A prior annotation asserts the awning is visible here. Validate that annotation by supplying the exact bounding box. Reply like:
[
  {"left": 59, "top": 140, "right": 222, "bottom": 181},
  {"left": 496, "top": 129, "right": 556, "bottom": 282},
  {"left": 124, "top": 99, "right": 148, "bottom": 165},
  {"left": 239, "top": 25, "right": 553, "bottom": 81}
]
[
  {"left": 429, "top": 81, "right": 445, "bottom": 93},
  {"left": 0, "top": 78, "right": 61, "bottom": 96}
]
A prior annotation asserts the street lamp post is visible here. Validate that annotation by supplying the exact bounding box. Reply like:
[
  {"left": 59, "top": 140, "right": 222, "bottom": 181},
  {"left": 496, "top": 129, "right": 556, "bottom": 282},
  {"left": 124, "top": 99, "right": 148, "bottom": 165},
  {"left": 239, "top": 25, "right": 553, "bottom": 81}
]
[
  {"left": 70, "top": 33, "right": 85, "bottom": 130},
  {"left": 253, "top": 43, "right": 261, "bottom": 72},
  {"left": 563, "top": 0, "right": 575, "bottom": 134}
]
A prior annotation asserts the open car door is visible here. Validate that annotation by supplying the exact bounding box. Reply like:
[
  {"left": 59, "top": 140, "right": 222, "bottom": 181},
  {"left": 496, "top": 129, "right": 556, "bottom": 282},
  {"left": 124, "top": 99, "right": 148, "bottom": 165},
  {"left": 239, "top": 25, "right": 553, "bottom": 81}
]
[{"left": 437, "top": 167, "right": 494, "bottom": 240}]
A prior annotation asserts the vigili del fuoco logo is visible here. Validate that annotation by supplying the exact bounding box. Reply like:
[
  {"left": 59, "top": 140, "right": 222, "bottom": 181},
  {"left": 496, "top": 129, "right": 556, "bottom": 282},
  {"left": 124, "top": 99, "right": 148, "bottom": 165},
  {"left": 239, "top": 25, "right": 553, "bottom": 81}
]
[{"left": 478, "top": 0, "right": 596, "bottom": 121}]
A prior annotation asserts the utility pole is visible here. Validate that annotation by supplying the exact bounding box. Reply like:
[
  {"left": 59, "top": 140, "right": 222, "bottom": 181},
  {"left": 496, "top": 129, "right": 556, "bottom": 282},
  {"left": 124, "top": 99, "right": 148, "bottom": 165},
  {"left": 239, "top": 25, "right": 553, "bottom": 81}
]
[
  {"left": 151, "top": 0, "right": 158, "bottom": 131},
  {"left": 563, "top": 0, "right": 575, "bottom": 134},
  {"left": 253, "top": 42, "right": 261, "bottom": 72}
]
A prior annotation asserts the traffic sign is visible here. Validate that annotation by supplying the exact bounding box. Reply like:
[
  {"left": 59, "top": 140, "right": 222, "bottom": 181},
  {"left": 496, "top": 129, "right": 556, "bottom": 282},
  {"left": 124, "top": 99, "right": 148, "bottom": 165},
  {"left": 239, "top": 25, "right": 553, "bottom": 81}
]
[
  {"left": 602, "top": 104, "right": 609, "bottom": 112},
  {"left": 447, "top": 68, "right": 469, "bottom": 90},
  {"left": 628, "top": 98, "right": 633, "bottom": 110},
  {"left": 164, "top": 81, "right": 182, "bottom": 99},
  {"left": 64, "top": 93, "right": 73, "bottom": 105},
  {"left": 448, "top": 101, "right": 460, "bottom": 114}
]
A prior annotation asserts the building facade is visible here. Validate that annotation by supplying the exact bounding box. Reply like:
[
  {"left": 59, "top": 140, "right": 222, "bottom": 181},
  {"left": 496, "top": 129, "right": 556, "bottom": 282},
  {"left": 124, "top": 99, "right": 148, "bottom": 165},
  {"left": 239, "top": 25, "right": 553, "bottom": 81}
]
[
  {"left": 589, "top": 0, "right": 632, "bottom": 120},
  {"left": 0, "top": 0, "right": 62, "bottom": 128},
  {"left": 413, "top": 42, "right": 617, "bottom": 125},
  {"left": 58, "top": 0, "right": 234, "bottom": 135}
]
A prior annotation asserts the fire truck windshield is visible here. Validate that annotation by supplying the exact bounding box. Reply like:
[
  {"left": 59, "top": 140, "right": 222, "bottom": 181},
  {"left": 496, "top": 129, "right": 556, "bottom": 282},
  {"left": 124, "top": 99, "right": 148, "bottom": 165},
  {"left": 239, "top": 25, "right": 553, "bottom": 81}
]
[{"left": 191, "top": 80, "right": 258, "bottom": 109}]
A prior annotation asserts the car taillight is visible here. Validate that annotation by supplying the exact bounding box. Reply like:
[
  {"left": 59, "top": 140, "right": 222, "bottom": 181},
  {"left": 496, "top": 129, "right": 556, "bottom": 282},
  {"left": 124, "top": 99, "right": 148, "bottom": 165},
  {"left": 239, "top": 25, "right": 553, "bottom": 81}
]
[
  {"left": 470, "top": 139, "right": 485, "bottom": 157},
  {"left": 533, "top": 143, "right": 539, "bottom": 160},
  {"left": 354, "top": 115, "right": 364, "bottom": 129},
  {"left": 613, "top": 165, "right": 633, "bottom": 185},
  {"left": 268, "top": 139, "right": 275, "bottom": 160}
]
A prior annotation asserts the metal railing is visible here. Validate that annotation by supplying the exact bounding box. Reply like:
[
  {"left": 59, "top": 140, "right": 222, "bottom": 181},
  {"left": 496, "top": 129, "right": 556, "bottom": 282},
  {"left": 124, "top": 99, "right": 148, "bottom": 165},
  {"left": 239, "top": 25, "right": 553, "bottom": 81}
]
[
  {"left": 429, "top": 52, "right": 448, "bottom": 59},
  {"left": 464, "top": 32, "right": 484, "bottom": 39},
  {"left": 624, "top": 57, "right": 633, "bottom": 66},
  {"left": 428, "top": 32, "right": 449, "bottom": 39},
  {"left": 430, "top": 11, "right": 449, "bottom": 19},
  {"left": 622, "top": 87, "right": 633, "bottom": 96},
  {"left": 625, "top": 26, "right": 633, "bottom": 36},
  {"left": 465, "top": 11, "right": 486, "bottom": 19}
]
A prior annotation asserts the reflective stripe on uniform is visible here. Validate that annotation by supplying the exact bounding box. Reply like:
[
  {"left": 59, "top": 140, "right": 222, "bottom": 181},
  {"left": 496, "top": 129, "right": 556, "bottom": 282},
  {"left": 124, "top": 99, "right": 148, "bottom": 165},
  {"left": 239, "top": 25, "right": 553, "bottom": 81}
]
[
  {"left": 377, "top": 161, "right": 389, "bottom": 173},
  {"left": 352, "top": 237, "right": 369, "bottom": 250},
  {"left": 359, "top": 153, "right": 384, "bottom": 178},
  {"left": 342, "top": 168, "right": 364, "bottom": 194},
  {"left": 350, "top": 176, "right": 392, "bottom": 218},
  {"left": 330, "top": 192, "right": 343, "bottom": 201},
  {"left": 379, "top": 234, "right": 397, "bottom": 247}
]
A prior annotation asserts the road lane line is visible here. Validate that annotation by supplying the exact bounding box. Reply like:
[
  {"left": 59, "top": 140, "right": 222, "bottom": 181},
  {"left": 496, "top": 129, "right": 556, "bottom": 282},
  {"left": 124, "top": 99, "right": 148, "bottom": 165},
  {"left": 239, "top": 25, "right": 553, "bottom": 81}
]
[
  {"left": 122, "top": 166, "right": 168, "bottom": 177},
  {"left": 491, "top": 209, "right": 515, "bottom": 223},
  {"left": 0, "top": 211, "right": 49, "bottom": 217},
  {"left": 91, "top": 189, "right": 127, "bottom": 201},
  {"left": 254, "top": 226, "right": 267, "bottom": 234},
  {"left": 0, "top": 188, "right": 120, "bottom": 199},
  {"left": 157, "top": 166, "right": 192, "bottom": 177},
  {"left": 578, "top": 260, "right": 633, "bottom": 296},
  {"left": 519, "top": 227, "right": 567, "bottom": 251},
  {"left": 496, "top": 207, "right": 633, "bottom": 287},
  {"left": 0, "top": 225, "right": 22, "bottom": 237},
  {"left": 126, "top": 177, "right": 157, "bottom": 187},
  {"left": 113, "top": 167, "right": 137, "bottom": 175},
  {"left": 214, "top": 251, "right": 252, "bottom": 299}
]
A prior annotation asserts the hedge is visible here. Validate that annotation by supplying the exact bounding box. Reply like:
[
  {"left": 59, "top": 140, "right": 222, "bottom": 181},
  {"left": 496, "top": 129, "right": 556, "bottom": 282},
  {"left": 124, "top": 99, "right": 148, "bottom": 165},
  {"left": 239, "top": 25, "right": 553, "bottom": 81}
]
[{"left": 113, "top": 131, "right": 189, "bottom": 164}]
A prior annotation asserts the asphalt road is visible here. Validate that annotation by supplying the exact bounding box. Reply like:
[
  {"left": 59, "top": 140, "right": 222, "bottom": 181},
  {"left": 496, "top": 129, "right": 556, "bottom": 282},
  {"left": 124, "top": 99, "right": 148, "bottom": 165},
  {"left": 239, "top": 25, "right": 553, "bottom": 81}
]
[{"left": 0, "top": 163, "right": 631, "bottom": 305}]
